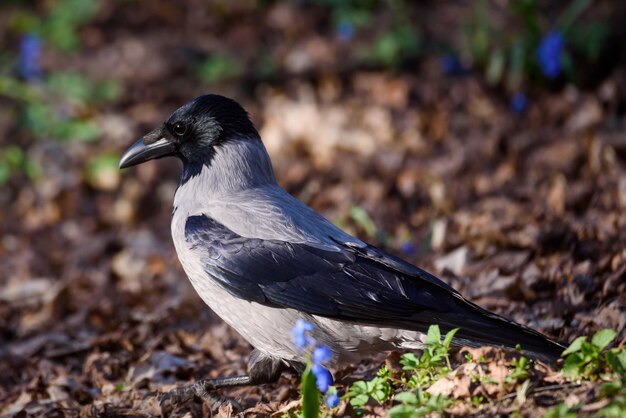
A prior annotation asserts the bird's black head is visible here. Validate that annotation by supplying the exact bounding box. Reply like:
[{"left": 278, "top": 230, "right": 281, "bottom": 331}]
[{"left": 119, "top": 95, "right": 259, "bottom": 174}]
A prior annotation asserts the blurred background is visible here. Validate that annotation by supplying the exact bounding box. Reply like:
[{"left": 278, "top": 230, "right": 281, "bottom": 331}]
[{"left": 0, "top": 0, "right": 625, "bottom": 416}]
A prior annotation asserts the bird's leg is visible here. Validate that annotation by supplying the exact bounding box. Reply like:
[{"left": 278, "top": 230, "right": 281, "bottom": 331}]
[
  {"left": 158, "top": 375, "right": 252, "bottom": 406},
  {"left": 158, "top": 350, "right": 287, "bottom": 409}
]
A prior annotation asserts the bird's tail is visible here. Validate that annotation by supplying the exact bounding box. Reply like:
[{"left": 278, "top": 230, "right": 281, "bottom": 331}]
[{"left": 418, "top": 296, "right": 566, "bottom": 363}]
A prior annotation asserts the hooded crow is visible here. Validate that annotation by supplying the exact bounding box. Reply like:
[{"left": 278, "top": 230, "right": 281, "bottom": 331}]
[{"left": 119, "top": 94, "right": 565, "bottom": 403}]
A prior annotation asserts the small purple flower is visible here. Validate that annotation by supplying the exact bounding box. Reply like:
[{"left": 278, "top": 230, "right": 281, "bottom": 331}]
[
  {"left": 336, "top": 21, "right": 355, "bottom": 41},
  {"left": 400, "top": 241, "right": 416, "bottom": 256},
  {"left": 510, "top": 92, "right": 528, "bottom": 114},
  {"left": 536, "top": 30, "right": 564, "bottom": 79},
  {"left": 326, "top": 392, "right": 340, "bottom": 408},
  {"left": 18, "top": 34, "right": 42, "bottom": 82},
  {"left": 313, "top": 345, "right": 332, "bottom": 365},
  {"left": 291, "top": 319, "right": 315, "bottom": 350},
  {"left": 312, "top": 364, "right": 333, "bottom": 393}
]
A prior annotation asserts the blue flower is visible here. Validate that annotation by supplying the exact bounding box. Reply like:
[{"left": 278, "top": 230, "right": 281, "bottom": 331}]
[
  {"left": 312, "top": 364, "right": 333, "bottom": 393},
  {"left": 291, "top": 319, "right": 315, "bottom": 350},
  {"left": 18, "top": 34, "right": 42, "bottom": 82},
  {"left": 313, "top": 345, "right": 332, "bottom": 365},
  {"left": 510, "top": 92, "right": 528, "bottom": 114},
  {"left": 326, "top": 392, "right": 340, "bottom": 408},
  {"left": 441, "top": 54, "right": 467, "bottom": 76},
  {"left": 400, "top": 241, "right": 416, "bottom": 256},
  {"left": 336, "top": 21, "right": 355, "bottom": 41},
  {"left": 536, "top": 30, "right": 564, "bottom": 79}
]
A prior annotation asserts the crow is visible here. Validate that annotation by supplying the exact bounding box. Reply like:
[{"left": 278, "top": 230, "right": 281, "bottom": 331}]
[{"left": 119, "top": 94, "right": 565, "bottom": 403}]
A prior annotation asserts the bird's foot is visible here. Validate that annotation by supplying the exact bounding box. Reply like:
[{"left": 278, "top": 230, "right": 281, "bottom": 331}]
[
  {"left": 158, "top": 380, "right": 210, "bottom": 406},
  {"left": 157, "top": 379, "right": 243, "bottom": 410}
]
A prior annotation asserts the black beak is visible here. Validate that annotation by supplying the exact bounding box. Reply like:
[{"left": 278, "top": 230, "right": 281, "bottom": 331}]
[{"left": 119, "top": 127, "right": 177, "bottom": 169}]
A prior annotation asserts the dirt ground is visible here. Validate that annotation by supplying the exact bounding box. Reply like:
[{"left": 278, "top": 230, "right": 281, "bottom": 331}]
[{"left": 0, "top": 1, "right": 625, "bottom": 417}]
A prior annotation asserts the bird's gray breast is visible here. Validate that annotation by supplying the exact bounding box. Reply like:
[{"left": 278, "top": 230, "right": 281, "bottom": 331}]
[{"left": 171, "top": 207, "right": 309, "bottom": 361}]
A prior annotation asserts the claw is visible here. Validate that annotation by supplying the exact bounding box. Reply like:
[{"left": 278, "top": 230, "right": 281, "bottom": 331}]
[
  {"left": 156, "top": 379, "right": 243, "bottom": 412},
  {"left": 157, "top": 385, "right": 194, "bottom": 408}
]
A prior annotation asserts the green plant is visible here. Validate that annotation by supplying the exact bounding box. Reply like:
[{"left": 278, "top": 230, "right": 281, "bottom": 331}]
[
  {"left": 311, "top": 0, "right": 421, "bottom": 68},
  {"left": 543, "top": 402, "right": 579, "bottom": 418},
  {"left": 462, "top": 0, "right": 609, "bottom": 91},
  {"left": 197, "top": 54, "right": 243, "bottom": 84},
  {"left": 302, "top": 363, "right": 321, "bottom": 418},
  {"left": 369, "top": 24, "right": 420, "bottom": 68},
  {"left": 400, "top": 325, "right": 458, "bottom": 388},
  {"left": 11, "top": 0, "right": 100, "bottom": 51},
  {"left": 0, "top": 70, "right": 120, "bottom": 143},
  {"left": 26, "top": 75, "right": 118, "bottom": 142},
  {"left": 470, "top": 395, "right": 485, "bottom": 407},
  {"left": 347, "top": 366, "right": 394, "bottom": 410},
  {"left": 506, "top": 355, "right": 530, "bottom": 383},
  {"left": 311, "top": 0, "right": 377, "bottom": 29},
  {"left": 0, "top": 0, "right": 120, "bottom": 185},
  {"left": 597, "top": 379, "right": 626, "bottom": 417},
  {"left": 349, "top": 206, "right": 379, "bottom": 239},
  {"left": 561, "top": 329, "right": 623, "bottom": 380},
  {"left": 0, "top": 145, "right": 41, "bottom": 185},
  {"left": 389, "top": 389, "right": 452, "bottom": 418},
  {"left": 343, "top": 325, "right": 457, "bottom": 414}
]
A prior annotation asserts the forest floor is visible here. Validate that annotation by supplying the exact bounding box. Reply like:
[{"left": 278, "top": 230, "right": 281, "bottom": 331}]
[{"left": 0, "top": 1, "right": 625, "bottom": 417}]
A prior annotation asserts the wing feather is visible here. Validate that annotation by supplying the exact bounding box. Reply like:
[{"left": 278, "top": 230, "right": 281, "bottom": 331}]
[
  {"left": 184, "top": 214, "right": 565, "bottom": 361},
  {"left": 185, "top": 214, "right": 452, "bottom": 321}
]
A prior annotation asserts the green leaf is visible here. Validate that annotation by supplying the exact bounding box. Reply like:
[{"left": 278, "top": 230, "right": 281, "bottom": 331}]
[
  {"left": 4, "top": 146, "right": 25, "bottom": 168},
  {"left": 56, "top": 120, "right": 100, "bottom": 142},
  {"left": 560, "top": 50, "right": 576, "bottom": 82},
  {"left": 301, "top": 367, "right": 319, "bottom": 418},
  {"left": 599, "top": 380, "right": 623, "bottom": 397},
  {"left": 486, "top": 49, "right": 505, "bottom": 85},
  {"left": 389, "top": 404, "right": 418, "bottom": 418},
  {"left": 349, "top": 393, "right": 370, "bottom": 407},
  {"left": 544, "top": 402, "right": 579, "bottom": 418},
  {"left": 592, "top": 329, "right": 617, "bottom": 351},
  {"left": 562, "top": 336, "right": 587, "bottom": 356},
  {"left": 373, "top": 389, "right": 386, "bottom": 403},
  {"left": 348, "top": 380, "right": 367, "bottom": 394},
  {"left": 197, "top": 54, "right": 243, "bottom": 84},
  {"left": 506, "top": 39, "right": 526, "bottom": 91},
  {"left": 0, "top": 160, "right": 10, "bottom": 185},
  {"left": 426, "top": 325, "right": 441, "bottom": 346},
  {"left": 510, "top": 0, "right": 540, "bottom": 38},
  {"left": 605, "top": 349, "right": 626, "bottom": 375},
  {"left": 47, "top": 73, "right": 92, "bottom": 103},
  {"left": 394, "top": 391, "right": 417, "bottom": 403},
  {"left": 25, "top": 159, "right": 42, "bottom": 180},
  {"left": 400, "top": 352, "right": 420, "bottom": 370},
  {"left": 467, "top": 0, "right": 490, "bottom": 63},
  {"left": 349, "top": 206, "right": 378, "bottom": 239},
  {"left": 370, "top": 25, "right": 420, "bottom": 68},
  {"left": 556, "top": 0, "right": 592, "bottom": 32},
  {"left": 443, "top": 328, "right": 459, "bottom": 348},
  {"left": 9, "top": 10, "right": 42, "bottom": 35},
  {"left": 568, "top": 22, "right": 609, "bottom": 61},
  {"left": 94, "top": 79, "right": 122, "bottom": 103},
  {"left": 562, "top": 353, "right": 583, "bottom": 378}
]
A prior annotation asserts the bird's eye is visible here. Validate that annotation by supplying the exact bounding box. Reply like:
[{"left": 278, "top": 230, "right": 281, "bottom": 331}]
[{"left": 172, "top": 122, "right": 187, "bottom": 136}]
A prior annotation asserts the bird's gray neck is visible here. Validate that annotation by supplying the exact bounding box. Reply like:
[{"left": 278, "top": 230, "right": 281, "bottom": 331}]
[{"left": 174, "top": 138, "right": 277, "bottom": 213}]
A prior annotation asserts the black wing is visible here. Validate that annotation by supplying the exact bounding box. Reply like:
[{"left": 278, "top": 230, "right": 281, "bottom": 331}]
[
  {"left": 185, "top": 214, "right": 565, "bottom": 360},
  {"left": 185, "top": 215, "right": 459, "bottom": 322}
]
